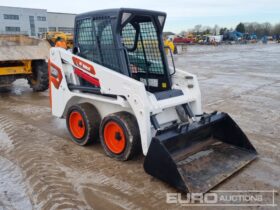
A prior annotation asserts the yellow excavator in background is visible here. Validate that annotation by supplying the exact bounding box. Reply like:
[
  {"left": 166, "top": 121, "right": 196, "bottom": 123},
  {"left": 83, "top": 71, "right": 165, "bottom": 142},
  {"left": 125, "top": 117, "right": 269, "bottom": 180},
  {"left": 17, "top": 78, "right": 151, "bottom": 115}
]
[{"left": 42, "top": 32, "right": 73, "bottom": 49}]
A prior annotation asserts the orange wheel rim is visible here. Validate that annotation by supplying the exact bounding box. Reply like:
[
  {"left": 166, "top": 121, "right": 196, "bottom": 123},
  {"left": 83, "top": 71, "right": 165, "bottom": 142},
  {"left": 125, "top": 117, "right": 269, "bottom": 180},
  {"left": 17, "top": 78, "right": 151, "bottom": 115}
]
[
  {"left": 69, "top": 111, "right": 85, "bottom": 139},
  {"left": 104, "top": 121, "right": 126, "bottom": 154}
]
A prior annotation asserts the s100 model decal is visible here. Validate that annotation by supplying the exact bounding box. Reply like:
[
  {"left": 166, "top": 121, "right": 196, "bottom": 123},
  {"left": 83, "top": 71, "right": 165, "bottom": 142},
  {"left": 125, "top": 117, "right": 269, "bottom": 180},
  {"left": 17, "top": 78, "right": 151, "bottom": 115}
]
[
  {"left": 72, "top": 57, "right": 96, "bottom": 75},
  {"left": 74, "top": 68, "right": 100, "bottom": 87}
]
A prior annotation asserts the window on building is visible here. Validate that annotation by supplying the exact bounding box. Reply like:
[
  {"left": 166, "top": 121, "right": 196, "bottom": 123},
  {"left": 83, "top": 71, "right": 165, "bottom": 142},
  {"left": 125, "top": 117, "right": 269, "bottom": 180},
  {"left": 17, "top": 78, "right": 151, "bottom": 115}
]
[
  {"left": 48, "top": 27, "right": 56, "bottom": 32},
  {"left": 29, "top": 16, "right": 36, "bottom": 36},
  {"left": 58, "top": 27, "right": 74, "bottom": 33},
  {"left": 5, "top": 27, "right": 20, "bottom": 32},
  {"left": 37, "top": 16, "right": 46, "bottom": 21},
  {"left": 4, "top": 14, "right": 19, "bottom": 20},
  {"left": 38, "top": 28, "right": 47, "bottom": 33}
]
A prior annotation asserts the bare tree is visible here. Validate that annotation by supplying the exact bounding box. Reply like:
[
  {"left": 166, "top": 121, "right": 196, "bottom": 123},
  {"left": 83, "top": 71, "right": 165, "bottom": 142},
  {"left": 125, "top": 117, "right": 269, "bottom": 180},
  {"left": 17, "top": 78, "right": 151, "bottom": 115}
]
[
  {"left": 262, "top": 22, "right": 272, "bottom": 35},
  {"left": 179, "top": 30, "right": 187, "bottom": 37},
  {"left": 212, "top": 24, "right": 220, "bottom": 35},
  {"left": 273, "top": 23, "right": 280, "bottom": 34},
  {"left": 220, "top": 27, "right": 228, "bottom": 35},
  {"left": 243, "top": 22, "right": 273, "bottom": 37},
  {"left": 194, "top": 25, "right": 202, "bottom": 34},
  {"left": 167, "top": 22, "right": 279, "bottom": 37}
]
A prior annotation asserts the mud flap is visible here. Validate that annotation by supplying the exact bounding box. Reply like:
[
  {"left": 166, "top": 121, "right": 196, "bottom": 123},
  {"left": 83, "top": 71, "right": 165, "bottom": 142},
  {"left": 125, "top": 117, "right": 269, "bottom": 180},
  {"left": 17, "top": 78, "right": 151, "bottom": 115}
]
[{"left": 143, "top": 113, "right": 257, "bottom": 193}]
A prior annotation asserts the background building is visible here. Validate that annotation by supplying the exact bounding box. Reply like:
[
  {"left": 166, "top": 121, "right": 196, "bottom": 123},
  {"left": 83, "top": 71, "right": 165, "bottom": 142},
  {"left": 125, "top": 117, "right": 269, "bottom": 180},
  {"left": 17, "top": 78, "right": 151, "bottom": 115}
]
[
  {"left": 0, "top": 6, "right": 76, "bottom": 36},
  {"left": 47, "top": 12, "right": 75, "bottom": 34}
]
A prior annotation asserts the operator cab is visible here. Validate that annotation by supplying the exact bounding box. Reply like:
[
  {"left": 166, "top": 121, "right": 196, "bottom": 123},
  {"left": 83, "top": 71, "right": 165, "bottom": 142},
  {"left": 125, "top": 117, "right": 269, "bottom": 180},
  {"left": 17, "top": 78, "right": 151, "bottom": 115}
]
[{"left": 74, "top": 8, "right": 173, "bottom": 93}]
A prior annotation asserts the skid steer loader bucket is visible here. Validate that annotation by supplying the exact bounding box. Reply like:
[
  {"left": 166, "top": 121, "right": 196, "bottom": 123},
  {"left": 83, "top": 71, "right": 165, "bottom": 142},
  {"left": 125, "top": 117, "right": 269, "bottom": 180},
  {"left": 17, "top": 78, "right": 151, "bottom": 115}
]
[{"left": 144, "top": 112, "right": 257, "bottom": 193}]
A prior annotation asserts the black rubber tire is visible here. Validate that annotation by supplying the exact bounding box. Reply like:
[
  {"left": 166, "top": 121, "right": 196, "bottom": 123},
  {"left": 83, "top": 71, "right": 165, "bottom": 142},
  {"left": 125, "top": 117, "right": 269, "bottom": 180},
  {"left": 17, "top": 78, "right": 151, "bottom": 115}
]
[
  {"left": 27, "top": 60, "right": 49, "bottom": 92},
  {"left": 100, "top": 112, "right": 141, "bottom": 161},
  {"left": 66, "top": 103, "right": 101, "bottom": 146}
]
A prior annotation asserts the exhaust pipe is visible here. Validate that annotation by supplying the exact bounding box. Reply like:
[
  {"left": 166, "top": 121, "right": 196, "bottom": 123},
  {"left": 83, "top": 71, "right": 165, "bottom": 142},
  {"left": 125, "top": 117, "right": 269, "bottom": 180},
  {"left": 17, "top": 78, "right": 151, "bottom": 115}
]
[{"left": 144, "top": 112, "right": 257, "bottom": 193}]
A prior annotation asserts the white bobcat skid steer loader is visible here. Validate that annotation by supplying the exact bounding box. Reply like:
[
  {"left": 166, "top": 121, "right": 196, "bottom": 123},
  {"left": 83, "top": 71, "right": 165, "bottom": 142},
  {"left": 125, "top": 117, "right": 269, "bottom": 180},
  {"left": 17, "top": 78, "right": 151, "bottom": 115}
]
[{"left": 49, "top": 8, "right": 257, "bottom": 193}]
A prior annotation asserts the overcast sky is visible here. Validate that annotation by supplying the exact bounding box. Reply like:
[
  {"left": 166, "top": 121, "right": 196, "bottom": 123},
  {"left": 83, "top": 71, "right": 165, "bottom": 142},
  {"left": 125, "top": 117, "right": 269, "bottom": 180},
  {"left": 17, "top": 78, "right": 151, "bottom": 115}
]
[{"left": 1, "top": 0, "right": 279, "bottom": 32}]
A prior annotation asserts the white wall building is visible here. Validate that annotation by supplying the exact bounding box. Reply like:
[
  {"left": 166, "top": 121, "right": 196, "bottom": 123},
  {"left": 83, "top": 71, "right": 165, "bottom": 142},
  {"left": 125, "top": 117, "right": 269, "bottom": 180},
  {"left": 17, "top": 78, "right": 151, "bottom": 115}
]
[
  {"left": 47, "top": 12, "right": 76, "bottom": 33},
  {"left": 0, "top": 6, "right": 76, "bottom": 36}
]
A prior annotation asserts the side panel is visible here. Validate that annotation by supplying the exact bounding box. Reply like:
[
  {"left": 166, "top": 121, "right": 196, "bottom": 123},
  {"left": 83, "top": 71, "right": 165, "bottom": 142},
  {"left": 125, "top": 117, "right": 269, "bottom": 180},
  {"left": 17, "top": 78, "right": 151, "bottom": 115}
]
[
  {"left": 48, "top": 52, "right": 68, "bottom": 117},
  {"left": 63, "top": 96, "right": 133, "bottom": 120},
  {"left": 49, "top": 48, "right": 203, "bottom": 155},
  {"left": 171, "top": 68, "right": 202, "bottom": 116},
  {"left": 49, "top": 48, "right": 153, "bottom": 155}
]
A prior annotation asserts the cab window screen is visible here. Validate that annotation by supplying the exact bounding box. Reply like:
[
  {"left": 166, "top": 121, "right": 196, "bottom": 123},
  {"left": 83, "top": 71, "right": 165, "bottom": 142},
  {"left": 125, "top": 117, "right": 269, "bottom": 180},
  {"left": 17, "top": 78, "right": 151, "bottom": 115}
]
[
  {"left": 121, "top": 19, "right": 164, "bottom": 75},
  {"left": 76, "top": 17, "right": 120, "bottom": 72},
  {"left": 92, "top": 17, "right": 121, "bottom": 72},
  {"left": 76, "top": 18, "right": 100, "bottom": 62}
]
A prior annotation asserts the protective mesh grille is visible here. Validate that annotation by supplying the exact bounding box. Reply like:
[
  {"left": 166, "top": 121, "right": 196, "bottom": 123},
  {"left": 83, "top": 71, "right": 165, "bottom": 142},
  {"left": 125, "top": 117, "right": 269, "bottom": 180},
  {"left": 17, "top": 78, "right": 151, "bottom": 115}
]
[
  {"left": 122, "top": 21, "right": 165, "bottom": 75},
  {"left": 93, "top": 17, "right": 120, "bottom": 71},
  {"left": 76, "top": 18, "right": 97, "bottom": 62},
  {"left": 76, "top": 17, "right": 121, "bottom": 72}
]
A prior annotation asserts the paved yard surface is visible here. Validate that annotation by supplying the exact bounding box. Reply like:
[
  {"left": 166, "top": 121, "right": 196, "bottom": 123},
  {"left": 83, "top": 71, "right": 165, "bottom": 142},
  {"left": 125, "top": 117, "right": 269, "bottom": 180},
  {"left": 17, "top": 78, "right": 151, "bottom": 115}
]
[{"left": 0, "top": 43, "right": 279, "bottom": 209}]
